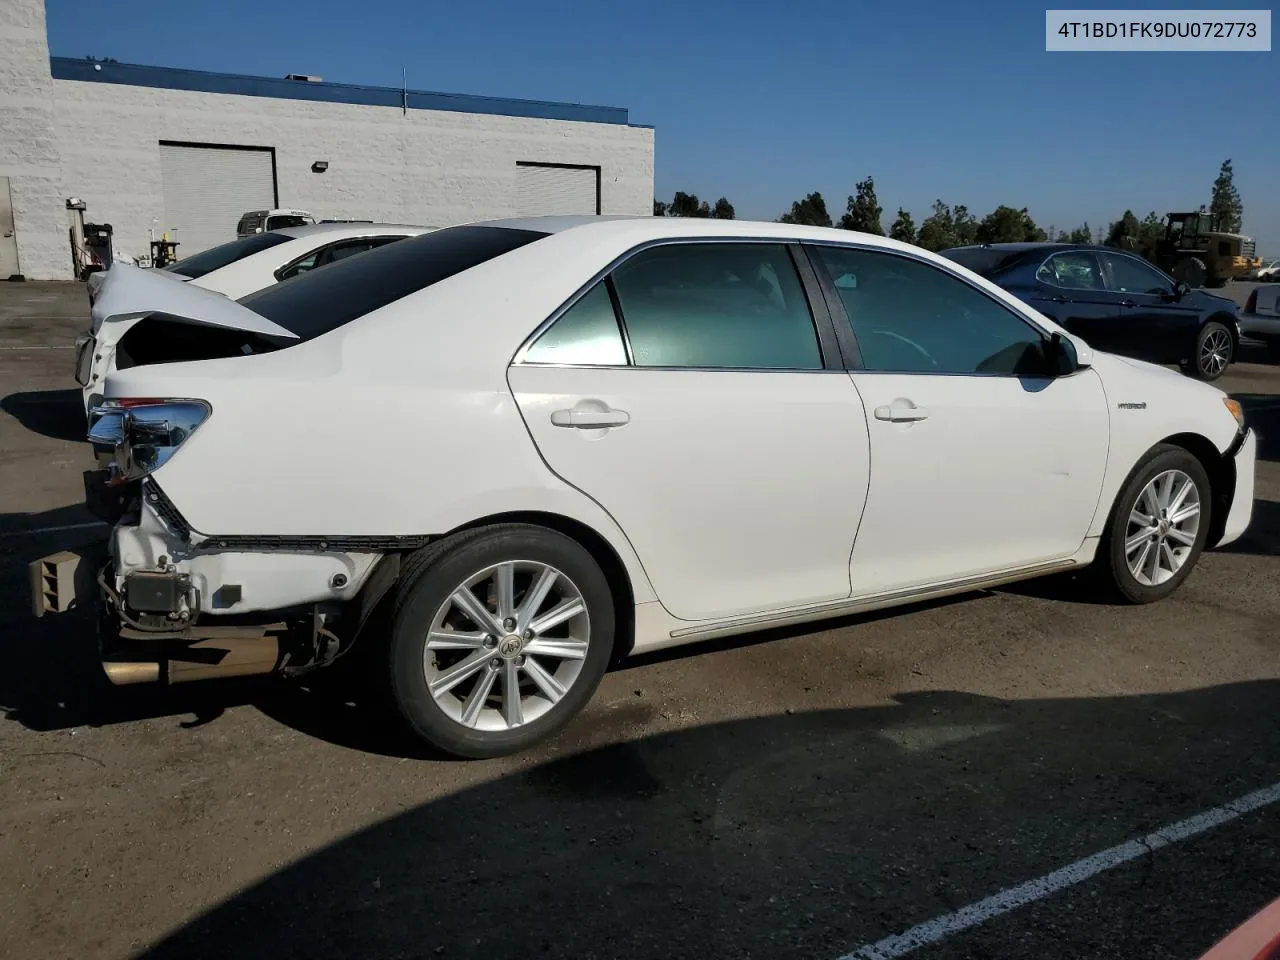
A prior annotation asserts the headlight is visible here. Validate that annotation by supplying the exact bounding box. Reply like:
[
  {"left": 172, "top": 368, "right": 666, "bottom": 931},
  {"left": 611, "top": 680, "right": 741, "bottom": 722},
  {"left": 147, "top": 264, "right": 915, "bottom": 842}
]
[{"left": 1223, "top": 397, "right": 1245, "bottom": 432}]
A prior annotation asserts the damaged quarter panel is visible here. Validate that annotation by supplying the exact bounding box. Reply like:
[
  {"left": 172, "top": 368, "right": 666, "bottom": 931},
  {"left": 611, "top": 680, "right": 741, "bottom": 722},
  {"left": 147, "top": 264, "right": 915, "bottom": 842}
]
[{"left": 102, "top": 229, "right": 666, "bottom": 605}]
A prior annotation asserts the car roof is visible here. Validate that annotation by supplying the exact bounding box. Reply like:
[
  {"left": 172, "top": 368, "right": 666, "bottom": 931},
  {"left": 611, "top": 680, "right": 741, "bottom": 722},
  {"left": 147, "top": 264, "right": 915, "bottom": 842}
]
[
  {"left": 945, "top": 242, "right": 1109, "bottom": 255},
  {"left": 465, "top": 215, "right": 944, "bottom": 255},
  {"left": 273, "top": 222, "right": 435, "bottom": 240}
]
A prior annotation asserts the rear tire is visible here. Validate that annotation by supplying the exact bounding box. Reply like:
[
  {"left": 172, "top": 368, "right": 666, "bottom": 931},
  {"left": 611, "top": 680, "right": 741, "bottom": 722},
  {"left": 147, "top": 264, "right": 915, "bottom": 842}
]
[
  {"left": 1182, "top": 321, "right": 1233, "bottom": 380},
  {"left": 1091, "top": 445, "right": 1211, "bottom": 604},
  {"left": 388, "top": 524, "right": 614, "bottom": 759}
]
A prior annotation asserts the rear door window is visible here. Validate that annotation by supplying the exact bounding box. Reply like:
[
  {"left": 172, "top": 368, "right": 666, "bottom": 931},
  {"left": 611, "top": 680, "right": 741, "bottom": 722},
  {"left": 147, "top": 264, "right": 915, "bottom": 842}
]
[
  {"left": 608, "top": 243, "right": 822, "bottom": 369},
  {"left": 241, "top": 225, "right": 548, "bottom": 341},
  {"left": 1036, "top": 252, "right": 1104, "bottom": 290}
]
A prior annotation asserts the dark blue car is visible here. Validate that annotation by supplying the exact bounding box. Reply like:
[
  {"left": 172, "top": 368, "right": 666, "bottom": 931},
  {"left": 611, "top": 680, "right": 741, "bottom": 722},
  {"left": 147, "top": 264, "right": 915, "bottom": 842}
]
[{"left": 940, "top": 243, "right": 1241, "bottom": 381}]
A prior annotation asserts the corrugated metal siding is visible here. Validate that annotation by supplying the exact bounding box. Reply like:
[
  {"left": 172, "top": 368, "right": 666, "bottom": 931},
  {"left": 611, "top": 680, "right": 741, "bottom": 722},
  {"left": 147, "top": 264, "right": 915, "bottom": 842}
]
[
  {"left": 515, "top": 164, "right": 598, "bottom": 216},
  {"left": 159, "top": 143, "right": 275, "bottom": 256}
]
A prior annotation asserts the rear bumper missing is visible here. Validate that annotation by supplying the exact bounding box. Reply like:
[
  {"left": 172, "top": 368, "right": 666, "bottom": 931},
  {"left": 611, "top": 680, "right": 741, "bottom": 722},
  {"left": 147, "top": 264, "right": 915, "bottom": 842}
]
[{"left": 30, "top": 481, "right": 392, "bottom": 687}]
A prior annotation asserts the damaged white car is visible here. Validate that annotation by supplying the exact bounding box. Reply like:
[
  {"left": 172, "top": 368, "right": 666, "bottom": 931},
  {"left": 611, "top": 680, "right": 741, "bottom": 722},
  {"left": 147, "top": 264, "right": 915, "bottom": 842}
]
[{"left": 33, "top": 217, "right": 1256, "bottom": 758}]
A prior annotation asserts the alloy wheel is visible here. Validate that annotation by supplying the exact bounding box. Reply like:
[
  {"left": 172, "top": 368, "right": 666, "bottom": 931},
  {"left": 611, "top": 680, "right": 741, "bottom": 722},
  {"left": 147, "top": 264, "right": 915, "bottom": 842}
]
[
  {"left": 423, "top": 561, "right": 590, "bottom": 732},
  {"left": 1199, "top": 329, "right": 1231, "bottom": 378},
  {"left": 1124, "top": 469, "right": 1201, "bottom": 586}
]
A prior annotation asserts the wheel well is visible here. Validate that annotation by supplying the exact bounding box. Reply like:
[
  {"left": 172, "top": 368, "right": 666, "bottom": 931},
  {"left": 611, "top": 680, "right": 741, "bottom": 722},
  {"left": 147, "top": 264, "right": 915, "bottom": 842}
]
[
  {"left": 1160, "top": 432, "right": 1234, "bottom": 546},
  {"left": 450, "top": 511, "right": 637, "bottom": 660},
  {"left": 1205, "top": 312, "right": 1240, "bottom": 349}
]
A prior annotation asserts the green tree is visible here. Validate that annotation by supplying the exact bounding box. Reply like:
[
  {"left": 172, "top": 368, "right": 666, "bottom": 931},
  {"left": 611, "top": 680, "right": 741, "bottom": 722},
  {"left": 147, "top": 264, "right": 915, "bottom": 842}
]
[
  {"left": 1138, "top": 211, "right": 1164, "bottom": 252},
  {"left": 976, "top": 205, "right": 1045, "bottom": 244},
  {"left": 1054, "top": 230, "right": 1070, "bottom": 243},
  {"left": 888, "top": 207, "right": 917, "bottom": 244},
  {"left": 711, "top": 197, "right": 735, "bottom": 219},
  {"left": 1067, "top": 223, "right": 1092, "bottom": 244},
  {"left": 1209, "top": 158, "right": 1243, "bottom": 232},
  {"left": 915, "top": 199, "right": 955, "bottom": 251},
  {"left": 653, "top": 199, "right": 668, "bottom": 217},
  {"left": 952, "top": 204, "right": 979, "bottom": 246},
  {"left": 1105, "top": 210, "right": 1141, "bottom": 248},
  {"left": 779, "top": 192, "right": 832, "bottom": 227},
  {"left": 669, "top": 191, "right": 711, "bottom": 218},
  {"left": 839, "top": 176, "right": 884, "bottom": 234}
]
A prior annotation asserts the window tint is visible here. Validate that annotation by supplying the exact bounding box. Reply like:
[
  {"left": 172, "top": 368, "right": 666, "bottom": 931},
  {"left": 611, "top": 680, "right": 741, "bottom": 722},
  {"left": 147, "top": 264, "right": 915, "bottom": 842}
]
[
  {"left": 275, "top": 250, "right": 322, "bottom": 281},
  {"left": 164, "top": 232, "right": 293, "bottom": 279},
  {"left": 526, "top": 282, "right": 627, "bottom": 365},
  {"left": 241, "top": 225, "right": 548, "bottom": 341},
  {"left": 267, "top": 215, "right": 312, "bottom": 230},
  {"left": 326, "top": 237, "right": 401, "bottom": 263},
  {"left": 812, "top": 245, "right": 1048, "bottom": 376},
  {"left": 1102, "top": 253, "right": 1171, "bottom": 294},
  {"left": 1037, "top": 252, "right": 1104, "bottom": 290},
  {"left": 609, "top": 243, "right": 821, "bottom": 369}
]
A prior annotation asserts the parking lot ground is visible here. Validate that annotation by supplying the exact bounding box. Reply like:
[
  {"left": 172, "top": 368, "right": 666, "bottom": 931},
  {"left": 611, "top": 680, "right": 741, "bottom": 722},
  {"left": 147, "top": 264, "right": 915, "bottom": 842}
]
[{"left": 1, "top": 281, "right": 1278, "bottom": 960}]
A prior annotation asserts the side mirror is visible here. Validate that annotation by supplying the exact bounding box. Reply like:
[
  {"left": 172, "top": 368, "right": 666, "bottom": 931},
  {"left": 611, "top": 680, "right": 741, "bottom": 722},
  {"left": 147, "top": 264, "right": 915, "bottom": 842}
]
[{"left": 1048, "top": 332, "right": 1082, "bottom": 376}]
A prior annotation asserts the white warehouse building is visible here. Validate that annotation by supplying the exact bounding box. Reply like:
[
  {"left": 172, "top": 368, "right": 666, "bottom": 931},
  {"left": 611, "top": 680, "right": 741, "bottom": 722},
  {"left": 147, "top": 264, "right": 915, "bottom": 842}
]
[{"left": 0, "top": 0, "right": 654, "bottom": 280}]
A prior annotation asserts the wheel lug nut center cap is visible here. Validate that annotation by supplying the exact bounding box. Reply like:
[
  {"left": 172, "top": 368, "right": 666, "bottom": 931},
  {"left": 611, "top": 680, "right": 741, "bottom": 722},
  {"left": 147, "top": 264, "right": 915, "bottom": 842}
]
[{"left": 498, "top": 634, "right": 524, "bottom": 659}]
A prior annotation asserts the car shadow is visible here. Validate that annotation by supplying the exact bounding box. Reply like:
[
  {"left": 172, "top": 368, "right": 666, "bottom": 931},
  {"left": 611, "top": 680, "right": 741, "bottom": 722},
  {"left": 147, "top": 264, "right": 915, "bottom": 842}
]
[
  {"left": 132, "top": 680, "right": 1280, "bottom": 960},
  {"left": 1, "top": 388, "right": 86, "bottom": 443},
  {"left": 0, "top": 507, "right": 997, "bottom": 761}
]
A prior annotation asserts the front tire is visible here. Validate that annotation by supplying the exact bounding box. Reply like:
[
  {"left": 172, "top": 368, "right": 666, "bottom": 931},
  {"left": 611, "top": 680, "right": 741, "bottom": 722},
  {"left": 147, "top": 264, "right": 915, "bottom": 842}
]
[
  {"left": 389, "top": 525, "right": 615, "bottom": 759},
  {"left": 1092, "top": 445, "right": 1211, "bottom": 604},
  {"left": 1182, "top": 321, "right": 1233, "bottom": 380}
]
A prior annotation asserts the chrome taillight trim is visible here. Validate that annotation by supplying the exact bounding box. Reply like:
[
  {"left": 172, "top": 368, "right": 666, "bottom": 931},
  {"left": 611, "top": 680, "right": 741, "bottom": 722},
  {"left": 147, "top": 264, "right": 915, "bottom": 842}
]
[{"left": 85, "top": 399, "right": 212, "bottom": 483}]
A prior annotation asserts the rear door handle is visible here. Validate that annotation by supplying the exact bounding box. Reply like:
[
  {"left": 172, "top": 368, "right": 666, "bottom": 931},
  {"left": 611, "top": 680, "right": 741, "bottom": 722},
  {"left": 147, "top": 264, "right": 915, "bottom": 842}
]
[
  {"left": 1120, "top": 299, "right": 1137, "bottom": 307},
  {"left": 551, "top": 407, "right": 630, "bottom": 429},
  {"left": 873, "top": 398, "right": 930, "bottom": 423}
]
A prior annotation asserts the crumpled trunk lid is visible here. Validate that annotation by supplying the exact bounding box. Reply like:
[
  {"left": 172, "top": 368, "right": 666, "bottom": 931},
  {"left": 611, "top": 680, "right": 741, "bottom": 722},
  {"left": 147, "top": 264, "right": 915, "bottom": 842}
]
[{"left": 89, "top": 262, "right": 299, "bottom": 339}]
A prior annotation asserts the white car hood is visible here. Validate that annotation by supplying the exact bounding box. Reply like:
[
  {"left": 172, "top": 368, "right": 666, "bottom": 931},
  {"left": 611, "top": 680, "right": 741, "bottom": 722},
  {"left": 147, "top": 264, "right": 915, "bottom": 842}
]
[{"left": 88, "top": 262, "right": 299, "bottom": 340}]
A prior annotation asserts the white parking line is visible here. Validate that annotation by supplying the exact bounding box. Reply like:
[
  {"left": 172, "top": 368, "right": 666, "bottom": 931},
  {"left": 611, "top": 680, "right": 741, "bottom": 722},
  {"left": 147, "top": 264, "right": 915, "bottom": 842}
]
[
  {"left": 0, "top": 521, "right": 106, "bottom": 540},
  {"left": 841, "top": 779, "right": 1280, "bottom": 960}
]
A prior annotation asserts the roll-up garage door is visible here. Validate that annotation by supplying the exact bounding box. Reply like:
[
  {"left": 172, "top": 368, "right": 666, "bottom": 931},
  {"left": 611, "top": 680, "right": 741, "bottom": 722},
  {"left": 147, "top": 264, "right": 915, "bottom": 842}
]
[
  {"left": 515, "top": 163, "right": 599, "bottom": 216},
  {"left": 159, "top": 143, "right": 276, "bottom": 257}
]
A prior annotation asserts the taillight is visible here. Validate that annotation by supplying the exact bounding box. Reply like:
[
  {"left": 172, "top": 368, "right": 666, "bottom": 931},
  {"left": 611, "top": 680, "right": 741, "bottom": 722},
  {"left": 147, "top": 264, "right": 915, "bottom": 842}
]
[
  {"left": 1246, "top": 289, "right": 1258, "bottom": 314},
  {"left": 87, "top": 399, "right": 211, "bottom": 485}
]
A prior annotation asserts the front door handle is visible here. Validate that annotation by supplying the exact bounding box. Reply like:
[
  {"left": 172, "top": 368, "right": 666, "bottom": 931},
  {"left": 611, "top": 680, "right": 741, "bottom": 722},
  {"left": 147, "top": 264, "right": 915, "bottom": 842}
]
[
  {"left": 1119, "top": 299, "right": 1137, "bottom": 307},
  {"left": 873, "top": 398, "right": 929, "bottom": 423},
  {"left": 551, "top": 407, "right": 630, "bottom": 429}
]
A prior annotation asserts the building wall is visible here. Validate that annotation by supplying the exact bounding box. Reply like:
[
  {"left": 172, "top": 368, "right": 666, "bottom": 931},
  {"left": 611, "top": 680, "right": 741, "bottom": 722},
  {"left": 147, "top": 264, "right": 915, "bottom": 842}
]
[
  {"left": 0, "top": 0, "right": 73, "bottom": 279},
  {"left": 49, "top": 76, "right": 654, "bottom": 266}
]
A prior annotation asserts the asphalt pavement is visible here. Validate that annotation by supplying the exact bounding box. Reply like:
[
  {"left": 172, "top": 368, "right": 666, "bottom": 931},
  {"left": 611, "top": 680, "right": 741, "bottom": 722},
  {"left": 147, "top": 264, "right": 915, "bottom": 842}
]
[{"left": 0, "top": 280, "right": 1277, "bottom": 960}]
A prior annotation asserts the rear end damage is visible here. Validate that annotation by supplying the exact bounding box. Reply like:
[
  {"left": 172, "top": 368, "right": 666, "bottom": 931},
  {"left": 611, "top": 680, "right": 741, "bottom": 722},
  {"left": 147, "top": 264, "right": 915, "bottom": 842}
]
[{"left": 32, "top": 393, "right": 399, "bottom": 688}]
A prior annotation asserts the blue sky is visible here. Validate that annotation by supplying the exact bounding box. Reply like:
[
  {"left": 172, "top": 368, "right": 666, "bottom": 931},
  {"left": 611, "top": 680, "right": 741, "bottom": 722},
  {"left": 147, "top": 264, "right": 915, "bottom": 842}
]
[{"left": 46, "top": 0, "right": 1279, "bottom": 254}]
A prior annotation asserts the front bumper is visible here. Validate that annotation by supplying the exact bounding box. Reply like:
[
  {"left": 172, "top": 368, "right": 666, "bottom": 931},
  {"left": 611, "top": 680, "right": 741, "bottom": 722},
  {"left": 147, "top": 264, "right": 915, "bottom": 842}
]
[{"left": 1216, "top": 428, "right": 1256, "bottom": 548}]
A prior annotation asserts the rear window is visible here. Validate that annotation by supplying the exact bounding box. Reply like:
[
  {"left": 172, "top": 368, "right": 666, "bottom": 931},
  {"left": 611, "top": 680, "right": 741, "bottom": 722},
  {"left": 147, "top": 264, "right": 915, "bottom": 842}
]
[
  {"left": 267, "top": 215, "right": 312, "bottom": 230},
  {"left": 165, "top": 232, "right": 293, "bottom": 279},
  {"left": 939, "top": 247, "right": 1026, "bottom": 278},
  {"left": 239, "top": 225, "right": 549, "bottom": 341}
]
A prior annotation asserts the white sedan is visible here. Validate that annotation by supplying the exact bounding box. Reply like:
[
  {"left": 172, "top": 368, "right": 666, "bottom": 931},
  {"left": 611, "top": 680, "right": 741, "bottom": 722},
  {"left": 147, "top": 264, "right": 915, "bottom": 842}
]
[
  {"left": 39, "top": 217, "right": 1256, "bottom": 758},
  {"left": 75, "top": 222, "right": 433, "bottom": 413}
]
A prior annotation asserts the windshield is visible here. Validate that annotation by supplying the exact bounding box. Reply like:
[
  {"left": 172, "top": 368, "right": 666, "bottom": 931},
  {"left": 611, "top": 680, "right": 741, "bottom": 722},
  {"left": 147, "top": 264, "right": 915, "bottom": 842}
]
[
  {"left": 165, "top": 232, "right": 294, "bottom": 279},
  {"left": 239, "top": 225, "right": 549, "bottom": 341}
]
